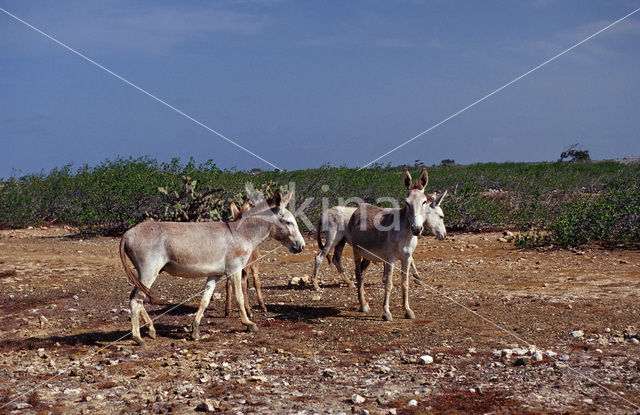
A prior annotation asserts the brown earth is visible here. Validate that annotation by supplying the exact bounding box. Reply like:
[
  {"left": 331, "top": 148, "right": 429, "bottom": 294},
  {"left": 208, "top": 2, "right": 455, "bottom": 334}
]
[{"left": 1, "top": 227, "right": 640, "bottom": 414}]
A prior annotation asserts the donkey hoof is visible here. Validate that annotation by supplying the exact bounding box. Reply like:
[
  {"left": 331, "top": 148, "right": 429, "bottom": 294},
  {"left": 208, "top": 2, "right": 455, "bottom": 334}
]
[
  {"left": 148, "top": 329, "right": 157, "bottom": 339},
  {"left": 347, "top": 283, "right": 356, "bottom": 288},
  {"left": 405, "top": 310, "right": 416, "bottom": 320},
  {"left": 247, "top": 323, "right": 259, "bottom": 333},
  {"left": 382, "top": 313, "right": 393, "bottom": 322},
  {"left": 132, "top": 336, "right": 146, "bottom": 347},
  {"left": 359, "top": 304, "right": 370, "bottom": 313},
  {"left": 313, "top": 284, "right": 321, "bottom": 291},
  {"left": 191, "top": 330, "right": 201, "bottom": 341}
]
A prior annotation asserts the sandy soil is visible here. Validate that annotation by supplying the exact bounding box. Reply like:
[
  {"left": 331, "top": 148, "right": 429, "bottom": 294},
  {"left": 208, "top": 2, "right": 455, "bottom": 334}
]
[{"left": 1, "top": 227, "right": 640, "bottom": 414}]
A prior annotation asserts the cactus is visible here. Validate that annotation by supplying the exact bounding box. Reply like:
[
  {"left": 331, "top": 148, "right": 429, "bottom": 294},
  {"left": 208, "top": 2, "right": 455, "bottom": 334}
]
[{"left": 151, "top": 176, "right": 282, "bottom": 222}]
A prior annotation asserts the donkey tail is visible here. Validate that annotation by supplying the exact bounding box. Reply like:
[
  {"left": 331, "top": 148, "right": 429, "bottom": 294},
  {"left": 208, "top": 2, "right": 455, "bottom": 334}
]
[
  {"left": 316, "top": 217, "right": 325, "bottom": 251},
  {"left": 120, "top": 237, "right": 158, "bottom": 303}
]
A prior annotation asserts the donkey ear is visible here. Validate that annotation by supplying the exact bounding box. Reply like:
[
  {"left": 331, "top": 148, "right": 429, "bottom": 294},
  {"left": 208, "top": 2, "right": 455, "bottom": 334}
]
[
  {"left": 241, "top": 200, "right": 251, "bottom": 213},
  {"left": 418, "top": 167, "right": 428, "bottom": 191},
  {"left": 435, "top": 189, "right": 448, "bottom": 207},
  {"left": 273, "top": 189, "right": 282, "bottom": 207},
  {"left": 230, "top": 202, "right": 241, "bottom": 219},
  {"left": 280, "top": 190, "right": 294, "bottom": 207},
  {"left": 403, "top": 168, "right": 412, "bottom": 189}
]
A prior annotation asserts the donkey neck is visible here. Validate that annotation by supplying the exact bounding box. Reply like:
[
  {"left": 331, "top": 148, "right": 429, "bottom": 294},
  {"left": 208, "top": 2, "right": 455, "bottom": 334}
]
[{"left": 229, "top": 214, "right": 274, "bottom": 248}]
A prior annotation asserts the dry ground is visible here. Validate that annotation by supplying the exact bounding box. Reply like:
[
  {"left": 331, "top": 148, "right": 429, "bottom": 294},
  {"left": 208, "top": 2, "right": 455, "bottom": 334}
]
[{"left": 1, "top": 227, "right": 640, "bottom": 414}]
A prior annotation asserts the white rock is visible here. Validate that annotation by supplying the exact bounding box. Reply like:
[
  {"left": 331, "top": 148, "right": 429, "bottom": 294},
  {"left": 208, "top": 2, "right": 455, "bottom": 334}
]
[
  {"left": 492, "top": 349, "right": 502, "bottom": 359},
  {"left": 532, "top": 351, "right": 544, "bottom": 361},
  {"left": 631, "top": 338, "right": 639, "bottom": 345},
  {"left": 408, "top": 399, "right": 418, "bottom": 406},
  {"left": 419, "top": 355, "right": 434, "bottom": 365},
  {"left": 545, "top": 350, "right": 557, "bottom": 358},
  {"left": 571, "top": 330, "right": 584, "bottom": 338},
  {"left": 583, "top": 398, "right": 593, "bottom": 405},
  {"left": 351, "top": 394, "right": 365, "bottom": 404},
  {"left": 604, "top": 327, "right": 611, "bottom": 333}
]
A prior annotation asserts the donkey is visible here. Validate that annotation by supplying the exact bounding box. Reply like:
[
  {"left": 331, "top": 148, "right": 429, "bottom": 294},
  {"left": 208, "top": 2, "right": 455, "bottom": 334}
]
[
  {"left": 312, "top": 206, "right": 422, "bottom": 290},
  {"left": 345, "top": 168, "right": 447, "bottom": 321},
  {"left": 119, "top": 189, "right": 305, "bottom": 345},
  {"left": 225, "top": 201, "right": 266, "bottom": 318}
]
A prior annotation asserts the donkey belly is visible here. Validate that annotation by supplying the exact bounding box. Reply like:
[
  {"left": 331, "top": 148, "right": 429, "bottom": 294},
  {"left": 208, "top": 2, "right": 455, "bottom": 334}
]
[{"left": 162, "top": 260, "right": 225, "bottom": 279}]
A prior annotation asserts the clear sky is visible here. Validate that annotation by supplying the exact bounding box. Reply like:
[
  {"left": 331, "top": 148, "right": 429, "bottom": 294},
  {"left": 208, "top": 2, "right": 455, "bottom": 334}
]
[{"left": 1, "top": 1, "right": 639, "bottom": 178}]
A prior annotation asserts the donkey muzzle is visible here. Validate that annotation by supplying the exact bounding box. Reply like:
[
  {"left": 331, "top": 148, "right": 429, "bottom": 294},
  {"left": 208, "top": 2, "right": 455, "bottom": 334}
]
[{"left": 411, "top": 225, "right": 423, "bottom": 236}]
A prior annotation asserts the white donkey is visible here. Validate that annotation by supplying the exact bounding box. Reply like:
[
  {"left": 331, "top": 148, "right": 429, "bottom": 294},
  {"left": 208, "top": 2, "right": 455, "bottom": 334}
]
[
  {"left": 120, "top": 189, "right": 305, "bottom": 345},
  {"left": 346, "top": 168, "right": 447, "bottom": 321},
  {"left": 312, "top": 206, "right": 422, "bottom": 291}
]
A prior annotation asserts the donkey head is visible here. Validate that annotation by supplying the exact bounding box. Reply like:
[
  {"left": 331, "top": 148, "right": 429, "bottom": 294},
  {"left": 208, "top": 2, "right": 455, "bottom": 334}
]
[
  {"left": 267, "top": 189, "right": 306, "bottom": 253},
  {"left": 403, "top": 167, "right": 447, "bottom": 239}
]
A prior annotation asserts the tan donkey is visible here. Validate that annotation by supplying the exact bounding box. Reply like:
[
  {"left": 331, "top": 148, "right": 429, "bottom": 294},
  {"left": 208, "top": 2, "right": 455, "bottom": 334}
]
[
  {"left": 346, "top": 168, "right": 447, "bottom": 321},
  {"left": 119, "top": 189, "right": 305, "bottom": 345},
  {"left": 225, "top": 200, "right": 267, "bottom": 318}
]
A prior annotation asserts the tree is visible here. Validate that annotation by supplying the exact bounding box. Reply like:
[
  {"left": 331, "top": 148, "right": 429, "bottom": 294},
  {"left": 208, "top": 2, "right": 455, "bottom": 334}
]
[
  {"left": 560, "top": 144, "right": 590, "bottom": 162},
  {"left": 440, "top": 159, "right": 456, "bottom": 167}
]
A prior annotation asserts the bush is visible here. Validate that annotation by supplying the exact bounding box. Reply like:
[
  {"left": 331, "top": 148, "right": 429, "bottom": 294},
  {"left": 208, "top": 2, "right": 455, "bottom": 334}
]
[{"left": 1, "top": 158, "right": 638, "bottom": 247}]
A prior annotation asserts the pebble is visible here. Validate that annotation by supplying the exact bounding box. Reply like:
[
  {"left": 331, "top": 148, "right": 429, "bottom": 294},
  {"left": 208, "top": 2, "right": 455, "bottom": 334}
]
[
  {"left": 532, "top": 351, "right": 544, "bottom": 362},
  {"left": 196, "top": 398, "right": 219, "bottom": 412},
  {"left": 408, "top": 399, "right": 418, "bottom": 406},
  {"left": 631, "top": 338, "right": 639, "bottom": 345},
  {"left": 351, "top": 394, "right": 365, "bottom": 404},
  {"left": 571, "top": 330, "right": 584, "bottom": 339},
  {"left": 419, "top": 355, "right": 433, "bottom": 365}
]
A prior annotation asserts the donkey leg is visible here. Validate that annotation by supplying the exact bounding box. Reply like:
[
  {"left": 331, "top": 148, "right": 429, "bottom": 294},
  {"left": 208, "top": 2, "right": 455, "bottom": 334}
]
[
  {"left": 241, "top": 271, "right": 253, "bottom": 319},
  {"left": 129, "top": 267, "right": 160, "bottom": 346},
  {"left": 140, "top": 308, "right": 156, "bottom": 339},
  {"left": 355, "top": 255, "right": 370, "bottom": 313},
  {"left": 312, "top": 231, "right": 334, "bottom": 290},
  {"left": 192, "top": 276, "right": 218, "bottom": 340},
  {"left": 382, "top": 262, "right": 394, "bottom": 322},
  {"left": 251, "top": 265, "right": 267, "bottom": 312},
  {"left": 410, "top": 257, "right": 422, "bottom": 285},
  {"left": 232, "top": 271, "right": 258, "bottom": 332},
  {"left": 333, "top": 238, "right": 355, "bottom": 288},
  {"left": 224, "top": 278, "right": 232, "bottom": 317},
  {"left": 401, "top": 258, "right": 415, "bottom": 319},
  {"left": 130, "top": 289, "right": 146, "bottom": 346}
]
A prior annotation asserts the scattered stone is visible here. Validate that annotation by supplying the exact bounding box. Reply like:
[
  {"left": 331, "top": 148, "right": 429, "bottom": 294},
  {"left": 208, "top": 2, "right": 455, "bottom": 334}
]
[
  {"left": 323, "top": 368, "right": 337, "bottom": 378},
  {"left": 39, "top": 315, "right": 49, "bottom": 328},
  {"left": 514, "top": 357, "right": 529, "bottom": 367},
  {"left": 408, "top": 399, "right": 418, "bottom": 406},
  {"left": 247, "top": 376, "right": 268, "bottom": 383},
  {"left": 571, "top": 330, "right": 584, "bottom": 339},
  {"left": 631, "top": 338, "right": 639, "bottom": 345},
  {"left": 311, "top": 294, "right": 322, "bottom": 301},
  {"left": 532, "top": 351, "right": 544, "bottom": 362},
  {"left": 196, "top": 399, "right": 220, "bottom": 412},
  {"left": 419, "top": 355, "right": 433, "bottom": 365},
  {"left": 604, "top": 327, "right": 611, "bottom": 333},
  {"left": 503, "top": 231, "right": 513, "bottom": 237},
  {"left": 351, "top": 394, "right": 365, "bottom": 404},
  {"left": 545, "top": 350, "right": 558, "bottom": 358},
  {"left": 583, "top": 398, "right": 594, "bottom": 405},
  {"left": 497, "top": 237, "right": 508, "bottom": 243}
]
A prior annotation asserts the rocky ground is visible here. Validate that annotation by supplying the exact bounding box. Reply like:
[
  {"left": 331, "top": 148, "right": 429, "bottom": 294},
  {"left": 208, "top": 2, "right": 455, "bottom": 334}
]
[{"left": 1, "top": 227, "right": 640, "bottom": 414}]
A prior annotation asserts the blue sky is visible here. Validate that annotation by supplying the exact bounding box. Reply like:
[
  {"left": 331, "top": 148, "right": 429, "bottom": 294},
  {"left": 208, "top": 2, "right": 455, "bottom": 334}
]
[{"left": 1, "top": 1, "right": 639, "bottom": 178}]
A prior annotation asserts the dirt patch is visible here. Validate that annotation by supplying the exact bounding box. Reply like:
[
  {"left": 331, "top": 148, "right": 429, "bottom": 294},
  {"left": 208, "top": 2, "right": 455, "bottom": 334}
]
[{"left": 0, "top": 228, "right": 640, "bottom": 413}]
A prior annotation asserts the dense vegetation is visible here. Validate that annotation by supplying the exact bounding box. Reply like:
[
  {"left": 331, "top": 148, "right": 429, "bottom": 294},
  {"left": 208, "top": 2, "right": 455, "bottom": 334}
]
[{"left": 0, "top": 157, "right": 638, "bottom": 247}]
